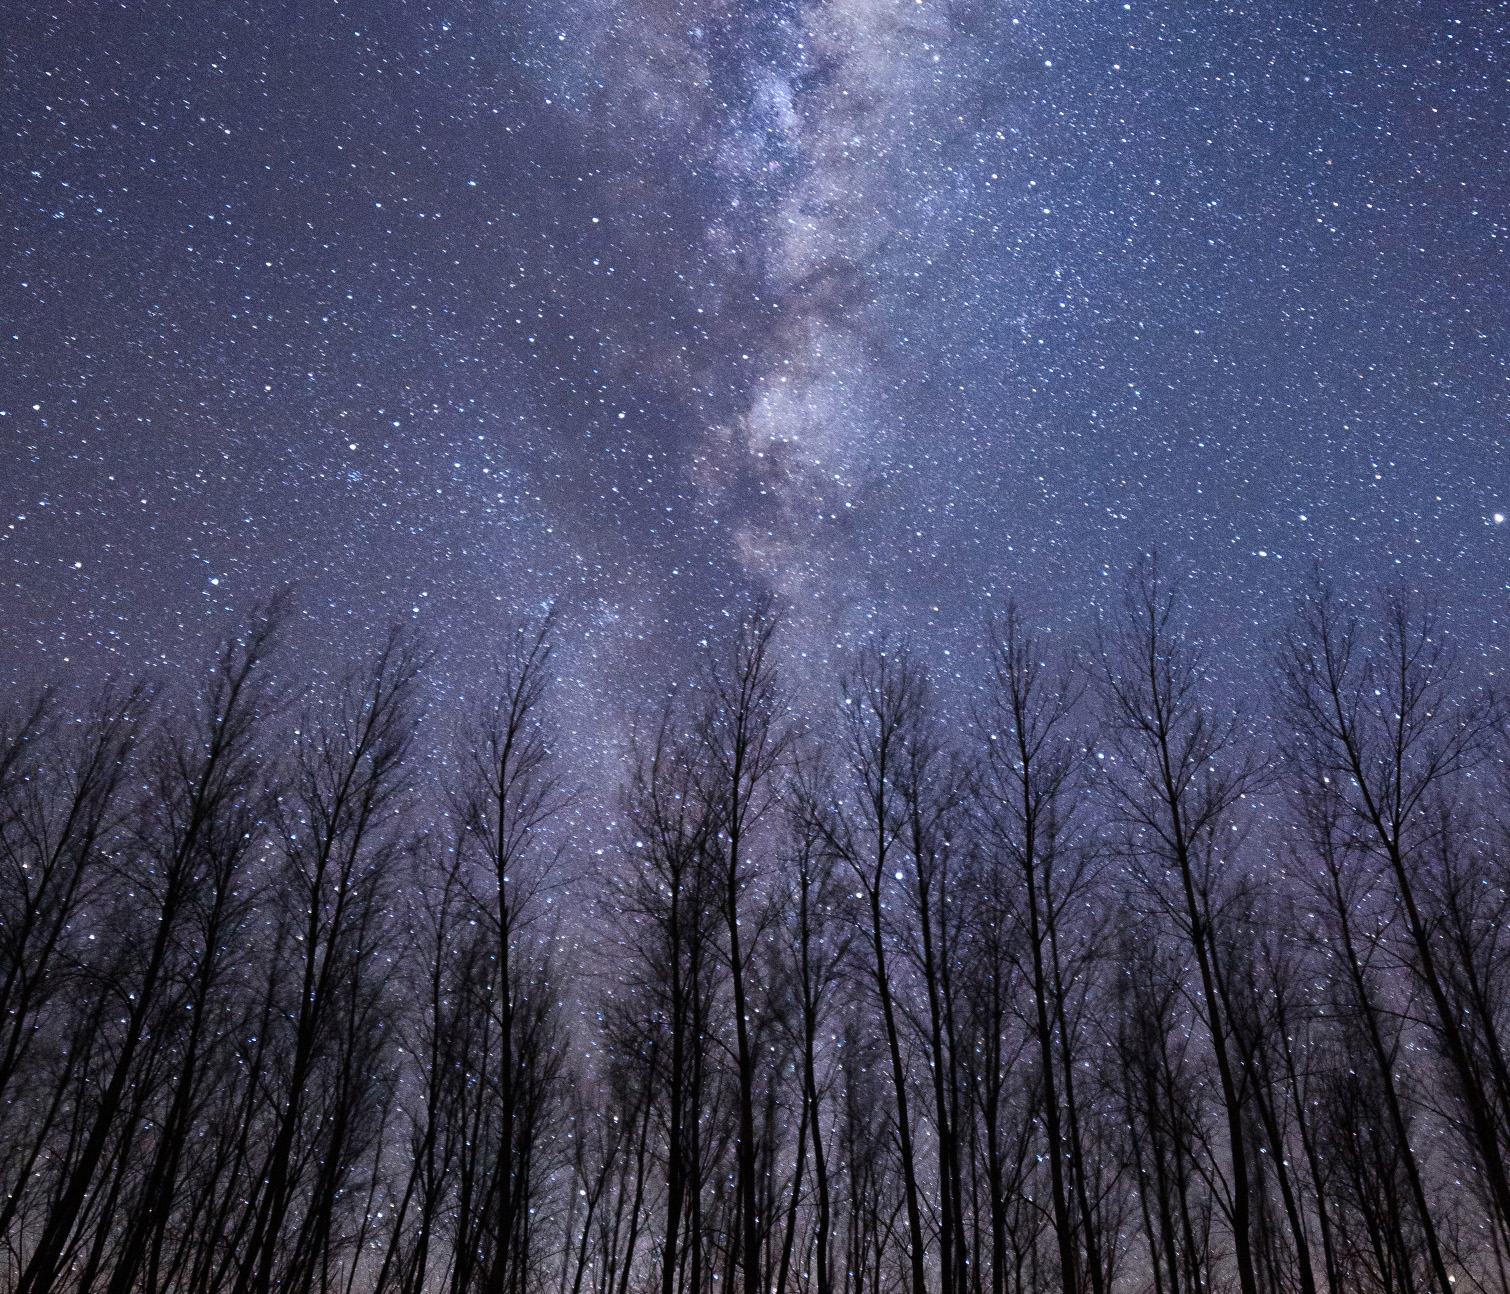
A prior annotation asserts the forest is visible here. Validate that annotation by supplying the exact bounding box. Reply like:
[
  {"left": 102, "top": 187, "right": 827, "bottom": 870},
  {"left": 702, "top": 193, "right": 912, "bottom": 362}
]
[{"left": 3, "top": 564, "right": 1508, "bottom": 1294}]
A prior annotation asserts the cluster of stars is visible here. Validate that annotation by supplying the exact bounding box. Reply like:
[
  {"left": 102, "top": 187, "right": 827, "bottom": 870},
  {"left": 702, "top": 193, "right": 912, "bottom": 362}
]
[{"left": 0, "top": 1, "right": 1504, "bottom": 704}]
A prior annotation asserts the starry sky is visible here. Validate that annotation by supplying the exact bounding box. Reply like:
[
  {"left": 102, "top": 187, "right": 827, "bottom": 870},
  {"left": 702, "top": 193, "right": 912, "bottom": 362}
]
[{"left": 4, "top": 0, "right": 1507, "bottom": 708}]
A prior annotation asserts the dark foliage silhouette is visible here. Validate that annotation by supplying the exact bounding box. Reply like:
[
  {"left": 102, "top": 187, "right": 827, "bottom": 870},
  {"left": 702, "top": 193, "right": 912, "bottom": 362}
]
[{"left": 3, "top": 575, "right": 1507, "bottom": 1294}]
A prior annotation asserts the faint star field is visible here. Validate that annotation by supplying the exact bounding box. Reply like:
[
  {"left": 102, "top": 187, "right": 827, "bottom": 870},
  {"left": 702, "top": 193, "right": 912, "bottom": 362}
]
[{"left": 3, "top": 0, "right": 1506, "bottom": 706}]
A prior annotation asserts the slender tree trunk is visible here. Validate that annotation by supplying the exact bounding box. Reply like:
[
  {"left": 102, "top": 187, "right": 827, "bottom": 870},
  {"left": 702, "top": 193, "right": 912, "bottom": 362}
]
[
  {"left": 869, "top": 888, "right": 928, "bottom": 1294},
  {"left": 774, "top": 1088, "right": 808, "bottom": 1294}
]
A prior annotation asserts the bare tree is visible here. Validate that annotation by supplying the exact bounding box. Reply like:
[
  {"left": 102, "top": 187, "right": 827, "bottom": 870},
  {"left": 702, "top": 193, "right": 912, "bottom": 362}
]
[
  {"left": 1110, "top": 921, "right": 1214, "bottom": 1294},
  {"left": 1097, "top": 559, "right": 1264, "bottom": 1294},
  {"left": 692, "top": 600, "right": 792, "bottom": 1294},
  {"left": 895, "top": 680, "right": 969, "bottom": 1294},
  {"left": 616, "top": 705, "right": 725, "bottom": 1294},
  {"left": 15, "top": 603, "right": 281, "bottom": 1294},
  {"left": 0, "top": 684, "right": 142, "bottom": 1268},
  {"left": 230, "top": 627, "right": 423, "bottom": 1294},
  {"left": 817, "top": 643, "right": 931, "bottom": 1294},
  {"left": 976, "top": 606, "right": 1105, "bottom": 1294},
  {"left": 99, "top": 671, "right": 274, "bottom": 1294},
  {"left": 448, "top": 614, "right": 574, "bottom": 1294},
  {"left": 1280, "top": 580, "right": 1508, "bottom": 1257},
  {"left": 776, "top": 773, "right": 855, "bottom": 1294}
]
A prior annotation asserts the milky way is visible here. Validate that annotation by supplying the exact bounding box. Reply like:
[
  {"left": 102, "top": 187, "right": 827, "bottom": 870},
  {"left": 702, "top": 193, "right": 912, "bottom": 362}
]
[{"left": 3, "top": 1, "right": 1506, "bottom": 705}]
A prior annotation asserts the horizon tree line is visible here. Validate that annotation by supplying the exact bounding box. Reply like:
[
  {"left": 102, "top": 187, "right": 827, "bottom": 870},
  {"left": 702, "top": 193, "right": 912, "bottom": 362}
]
[{"left": 2, "top": 561, "right": 1509, "bottom": 1294}]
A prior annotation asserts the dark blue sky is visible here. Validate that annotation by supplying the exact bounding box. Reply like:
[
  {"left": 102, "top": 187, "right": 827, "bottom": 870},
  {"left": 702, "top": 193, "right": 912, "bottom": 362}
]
[{"left": 4, "top": 0, "right": 1506, "bottom": 706}]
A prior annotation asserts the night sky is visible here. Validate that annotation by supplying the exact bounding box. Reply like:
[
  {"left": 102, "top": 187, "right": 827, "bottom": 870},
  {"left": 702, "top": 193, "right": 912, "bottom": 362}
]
[{"left": 4, "top": 1, "right": 1507, "bottom": 714}]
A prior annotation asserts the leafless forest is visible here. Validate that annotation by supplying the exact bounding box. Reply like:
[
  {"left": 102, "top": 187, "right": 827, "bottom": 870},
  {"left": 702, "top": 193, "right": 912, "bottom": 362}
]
[{"left": 4, "top": 567, "right": 1509, "bottom": 1294}]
